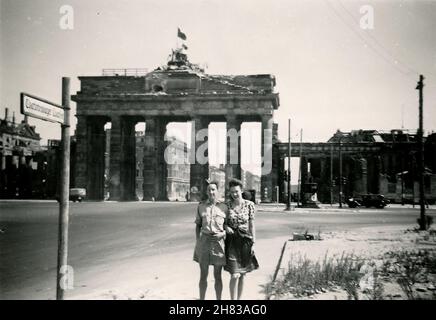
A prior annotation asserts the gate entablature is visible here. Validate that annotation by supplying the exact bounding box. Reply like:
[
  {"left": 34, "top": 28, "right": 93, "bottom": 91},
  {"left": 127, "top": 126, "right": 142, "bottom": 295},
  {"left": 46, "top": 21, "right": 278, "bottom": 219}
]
[{"left": 75, "top": 71, "right": 277, "bottom": 96}]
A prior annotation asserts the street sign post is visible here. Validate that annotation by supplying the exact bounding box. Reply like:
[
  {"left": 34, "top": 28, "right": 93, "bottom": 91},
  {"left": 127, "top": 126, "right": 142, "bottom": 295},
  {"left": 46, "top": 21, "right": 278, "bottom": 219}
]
[
  {"left": 20, "top": 78, "right": 71, "bottom": 300},
  {"left": 56, "top": 78, "right": 71, "bottom": 300}
]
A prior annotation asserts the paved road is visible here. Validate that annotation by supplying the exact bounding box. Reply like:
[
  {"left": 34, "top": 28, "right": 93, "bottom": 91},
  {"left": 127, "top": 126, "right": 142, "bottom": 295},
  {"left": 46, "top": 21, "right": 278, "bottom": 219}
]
[{"left": 0, "top": 201, "right": 434, "bottom": 299}]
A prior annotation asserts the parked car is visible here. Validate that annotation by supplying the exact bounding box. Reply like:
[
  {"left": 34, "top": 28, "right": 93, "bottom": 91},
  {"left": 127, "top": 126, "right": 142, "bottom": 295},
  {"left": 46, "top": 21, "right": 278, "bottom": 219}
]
[
  {"left": 56, "top": 188, "right": 86, "bottom": 202},
  {"left": 361, "top": 194, "right": 389, "bottom": 209},
  {"left": 70, "top": 188, "right": 86, "bottom": 202},
  {"left": 346, "top": 197, "right": 361, "bottom": 208}
]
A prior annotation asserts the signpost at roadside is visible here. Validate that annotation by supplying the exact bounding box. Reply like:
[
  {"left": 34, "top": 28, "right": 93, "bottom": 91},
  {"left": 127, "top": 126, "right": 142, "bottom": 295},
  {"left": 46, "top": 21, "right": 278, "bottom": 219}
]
[
  {"left": 20, "top": 77, "right": 71, "bottom": 300},
  {"left": 21, "top": 93, "right": 65, "bottom": 124}
]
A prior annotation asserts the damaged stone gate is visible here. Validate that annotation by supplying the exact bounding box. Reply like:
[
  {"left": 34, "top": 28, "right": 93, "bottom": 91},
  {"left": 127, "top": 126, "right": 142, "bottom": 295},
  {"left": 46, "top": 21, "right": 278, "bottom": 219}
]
[{"left": 71, "top": 50, "right": 280, "bottom": 201}]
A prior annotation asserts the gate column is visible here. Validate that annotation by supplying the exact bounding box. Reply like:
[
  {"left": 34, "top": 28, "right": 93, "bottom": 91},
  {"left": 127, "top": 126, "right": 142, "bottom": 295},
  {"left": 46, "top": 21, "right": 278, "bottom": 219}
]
[
  {"left": 143, "top": 118, "right": 156, "bottom": 200},
  {"left": 225, "top": 114, "right": 241, "bottom": 193},
  {"left": 75, "top": 115, "right": 88, "bottom": 190},
  {"left": 88, "top": 117, "right": 107, "bottom": 200},
  {"left": 109, "top": 116, "right": 122, "bottom": 200},
  {"left": 155, "top": 118, "right": 168, "bottom": 200},
  {"left": 190, "top": 116, "right": 209, "bottom": 202},
  {"left": 120, "top": 117, "right": 137, "bottom": 201}
]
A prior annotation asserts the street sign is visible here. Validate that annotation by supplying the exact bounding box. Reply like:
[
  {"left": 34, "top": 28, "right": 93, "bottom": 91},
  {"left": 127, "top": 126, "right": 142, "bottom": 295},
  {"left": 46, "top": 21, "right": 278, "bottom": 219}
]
[{"left": 21, "top": 93, "right": 65, "bottom": 124}]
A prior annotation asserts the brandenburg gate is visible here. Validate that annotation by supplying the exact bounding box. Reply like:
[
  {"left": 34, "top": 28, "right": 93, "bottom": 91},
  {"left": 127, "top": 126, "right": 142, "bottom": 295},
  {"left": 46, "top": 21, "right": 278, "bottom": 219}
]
[{"left": 71, "top": 50, "right": 280, "bottom": 201}]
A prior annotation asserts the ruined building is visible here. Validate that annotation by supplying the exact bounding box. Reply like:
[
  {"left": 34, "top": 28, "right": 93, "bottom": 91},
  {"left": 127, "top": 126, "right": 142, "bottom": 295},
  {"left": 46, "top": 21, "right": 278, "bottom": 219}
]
[
  {"left": 275, "top": 129, "right": 436, "bottom": 204},
  {"left": 0, "top": 108, "right": 43, "bottom": 198}
]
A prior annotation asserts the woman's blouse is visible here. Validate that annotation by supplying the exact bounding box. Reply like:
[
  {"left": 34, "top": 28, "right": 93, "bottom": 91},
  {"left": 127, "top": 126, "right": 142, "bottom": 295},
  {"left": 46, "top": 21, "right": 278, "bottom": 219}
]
[{"left": 226, "top": 199, "right": 255, "bottom": 231}]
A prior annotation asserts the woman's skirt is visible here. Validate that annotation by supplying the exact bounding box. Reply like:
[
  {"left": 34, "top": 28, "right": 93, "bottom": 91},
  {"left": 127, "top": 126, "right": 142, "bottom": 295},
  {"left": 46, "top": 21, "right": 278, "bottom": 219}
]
[
  {"left": 193, "top": 233, "right": 226, "bottom": 266},
  {"left": 224, "top": 233, "right": 259, "bottom": 274}
]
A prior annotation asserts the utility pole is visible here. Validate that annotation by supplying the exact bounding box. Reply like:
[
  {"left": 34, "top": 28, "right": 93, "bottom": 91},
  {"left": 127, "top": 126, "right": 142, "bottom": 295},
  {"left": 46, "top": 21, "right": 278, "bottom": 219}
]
[
  {"left": 416, "top": 74, "right": 426, "bottom": 230},
  {"left": 330, "top": 143, "right": 333, "bottom": 206},
  {"left": 297, "top": 129, "right": 303, "bottom": 207},
  {"left": 412, "top": 153, "right": 416, "bottom": 208},
  {"left": 56, "top": 77, "right": 71, "bottom": 300},
  {"left": 286, "top": 119, "right": 291, "bottom": 211},
  {"left": 339, "top": 137, "right": 343, "bottom": 208}
]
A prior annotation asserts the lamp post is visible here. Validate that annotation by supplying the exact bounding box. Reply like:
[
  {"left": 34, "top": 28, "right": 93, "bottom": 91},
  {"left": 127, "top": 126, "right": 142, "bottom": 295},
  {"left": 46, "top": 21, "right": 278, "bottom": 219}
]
[
  {"left": 297, "top": 129, "right": 303, "bottom": 207},
  {"left": 416, "top": 74, "right": 427, "bottom": 230},
  {"left": 286, "top": 119, "right": 291, "bottom": 211},
  {"left": 339, "top": 136, "right": 343, "bottom": 208},
  {"left": 330, "top": 143, "right": 333, "bottom": 206}
]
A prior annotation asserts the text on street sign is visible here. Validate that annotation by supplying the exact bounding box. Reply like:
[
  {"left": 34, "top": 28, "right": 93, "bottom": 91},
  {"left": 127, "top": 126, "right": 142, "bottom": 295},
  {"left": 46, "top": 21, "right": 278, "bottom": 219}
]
[{"left": 21, "top": 93, "right": 65, "bottom": 124}]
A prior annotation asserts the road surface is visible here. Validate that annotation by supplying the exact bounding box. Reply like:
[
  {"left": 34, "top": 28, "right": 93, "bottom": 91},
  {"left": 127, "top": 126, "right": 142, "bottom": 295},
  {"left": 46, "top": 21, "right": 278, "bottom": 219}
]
[{"left": 0, "top": 201, "right": 433, "bottom": 299}]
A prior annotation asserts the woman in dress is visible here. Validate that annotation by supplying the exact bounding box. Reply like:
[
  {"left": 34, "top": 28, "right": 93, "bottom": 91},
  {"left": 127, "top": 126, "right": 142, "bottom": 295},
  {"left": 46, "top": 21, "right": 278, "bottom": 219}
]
[
  {"left": 193, "top": 181, "right": 228, "bottom": 300},
  {"left": 224, "top": 179, "right": 259, "bottom": 300}
]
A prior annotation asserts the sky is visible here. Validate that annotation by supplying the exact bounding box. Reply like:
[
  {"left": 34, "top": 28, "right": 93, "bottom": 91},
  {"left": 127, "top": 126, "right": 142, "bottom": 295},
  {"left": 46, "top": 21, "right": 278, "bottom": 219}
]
[{"left": 1, "top": 0, "right": 436, "bottom": 178}]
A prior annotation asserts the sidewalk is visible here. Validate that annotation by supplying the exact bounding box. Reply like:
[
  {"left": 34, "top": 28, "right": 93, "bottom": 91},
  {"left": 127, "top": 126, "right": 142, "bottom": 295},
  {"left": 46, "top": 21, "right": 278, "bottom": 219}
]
[
  {"left": 67, "top": 235, "right": 288, "bottom": 300},
  {"left": 68, "top": 223, "right": 433, "bottom": 300},
  {"left": 257, "top": 202, "right": 436, "bottom": 213},
  {"left": 257, "top": 203, "right": 360, "bottom": 213},
  {"left": 0, "top": 199, "right": 58, "bottom": 203}
]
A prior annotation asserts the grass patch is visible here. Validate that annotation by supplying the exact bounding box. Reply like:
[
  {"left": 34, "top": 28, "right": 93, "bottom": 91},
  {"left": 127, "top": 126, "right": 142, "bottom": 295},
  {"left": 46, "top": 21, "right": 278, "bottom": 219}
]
[
  {"left": 262, "top": 252, "right": 366, "bottom": 299},
  {"left": 262, "top": 248, "right": 436, "bottom": 300}
]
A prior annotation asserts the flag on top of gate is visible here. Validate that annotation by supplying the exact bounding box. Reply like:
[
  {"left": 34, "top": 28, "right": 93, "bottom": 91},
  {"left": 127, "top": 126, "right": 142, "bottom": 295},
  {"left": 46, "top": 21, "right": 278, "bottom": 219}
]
[{"left": 177, "top": 27, "right": 187, "bottom": 40}]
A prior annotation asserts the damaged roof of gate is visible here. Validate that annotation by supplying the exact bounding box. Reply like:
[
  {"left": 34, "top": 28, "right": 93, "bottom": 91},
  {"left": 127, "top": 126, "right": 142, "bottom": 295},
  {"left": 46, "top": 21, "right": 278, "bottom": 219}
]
[{"left": 72, "top": 50, "right": 279, "bottom": 109}]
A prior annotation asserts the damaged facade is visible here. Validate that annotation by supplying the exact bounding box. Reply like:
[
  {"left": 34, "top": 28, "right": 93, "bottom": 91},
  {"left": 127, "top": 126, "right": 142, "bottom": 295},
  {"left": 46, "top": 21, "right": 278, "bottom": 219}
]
[
  {"left": 275, "top": 129, "right": 436, "bottom": 204},
  {"left": 0, "top": 108, "right": 43, "bottom": 198}
]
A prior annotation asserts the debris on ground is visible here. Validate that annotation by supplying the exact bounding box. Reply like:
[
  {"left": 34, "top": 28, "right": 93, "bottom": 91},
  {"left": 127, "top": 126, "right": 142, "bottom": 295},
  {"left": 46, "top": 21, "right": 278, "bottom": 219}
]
[{"left": 290, "top": 230, "right": 322, "bottom": 241}]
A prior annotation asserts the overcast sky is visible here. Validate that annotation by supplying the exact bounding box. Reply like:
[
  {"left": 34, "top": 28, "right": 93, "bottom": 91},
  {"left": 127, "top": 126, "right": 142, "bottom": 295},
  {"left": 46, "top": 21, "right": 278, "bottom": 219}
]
[{"left": 1, "top": 0, "right": 436, "bottom": 176}]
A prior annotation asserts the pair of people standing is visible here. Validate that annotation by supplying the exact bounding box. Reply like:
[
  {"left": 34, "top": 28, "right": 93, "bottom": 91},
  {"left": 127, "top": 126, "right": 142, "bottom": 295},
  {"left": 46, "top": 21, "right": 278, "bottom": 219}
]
[{"left": 193, "top": 179, "right": 259, "bottom": 300}]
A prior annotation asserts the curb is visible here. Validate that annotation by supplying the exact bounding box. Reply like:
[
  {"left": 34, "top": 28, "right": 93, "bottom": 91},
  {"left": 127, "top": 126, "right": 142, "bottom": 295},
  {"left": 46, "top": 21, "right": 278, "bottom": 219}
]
[{"left": 272, "top": 241, "right": 287, "bottom": 283}]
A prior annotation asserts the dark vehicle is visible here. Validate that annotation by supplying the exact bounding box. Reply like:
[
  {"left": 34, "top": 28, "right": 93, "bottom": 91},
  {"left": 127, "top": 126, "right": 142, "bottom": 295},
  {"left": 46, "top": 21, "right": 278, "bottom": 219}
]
[
  {"left": 70, "top": 188, "right": 86, "bottom": 202},
  {"left": 346, "top": 197, "right": 361, "bottom": 208},
  {"left": 361, "top": 194, "right": 389, "bottom": 209},
  {"left": 56, "top": 188, "right": 86, "bottom": 202}
]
